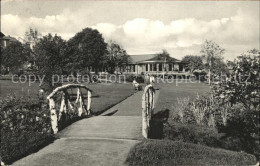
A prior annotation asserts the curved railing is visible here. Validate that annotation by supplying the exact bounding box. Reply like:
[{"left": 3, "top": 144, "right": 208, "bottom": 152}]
[
  {"left": 141, "top": 84, "right": 155, "bottom": 138},
  {"left": 47, "top": 84, "right": 92, "bottom": 134}
]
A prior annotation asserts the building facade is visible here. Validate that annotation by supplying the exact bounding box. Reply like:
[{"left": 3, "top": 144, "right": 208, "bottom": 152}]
[{"left": 121, "top": 54, "right": 191, "bottom": 77}]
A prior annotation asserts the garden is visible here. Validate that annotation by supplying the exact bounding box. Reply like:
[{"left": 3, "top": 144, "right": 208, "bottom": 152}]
[
  {"left": 126, "top": 50, "right": 259, "bottom": 165},
  {"left": 0, "top": 80, "right": 136, "bottom": 164}
]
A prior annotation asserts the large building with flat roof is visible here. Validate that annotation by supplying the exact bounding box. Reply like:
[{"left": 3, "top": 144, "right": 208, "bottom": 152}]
[{"left": 120, "top": 54, "right": 191, "bottom": 77}]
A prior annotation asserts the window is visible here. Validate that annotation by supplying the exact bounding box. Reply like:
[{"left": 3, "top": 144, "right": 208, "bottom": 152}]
[
  {"left": 179, "top": 64, "right": 183, "bottom": 72},
  {"left": 133, "top": 65, "right": 135, "bottom": 72},
  {"left": 150, "top": 64, "right": 153, "bottom": 71},
  {"left": 169, "top": 64, "right": 172, "bottom": 71},
  {"left": 146, "top": 64, "right": 148, "bottom": 71},
  {"left": 153, "top": 64, "right": 157, "bottom": 71},
  {"left": 159, "top": 64, "right": 162, "bottom": 71}
]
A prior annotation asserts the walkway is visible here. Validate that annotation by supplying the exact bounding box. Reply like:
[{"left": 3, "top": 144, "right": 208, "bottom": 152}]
[{"left": 12, "top": 89, "right": 159, "bottom": 166}]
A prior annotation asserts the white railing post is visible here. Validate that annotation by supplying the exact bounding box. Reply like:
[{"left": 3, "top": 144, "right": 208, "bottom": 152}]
[
  {"left": 58, "top": 92, "right": 66, "bottom": 121},
  {"left": 87, "top": 90, "right": 92, "bottom": 115},
  {"left": 142, "top": 84, "right": 155, "bottom": 138},
  {"left": 49, "top": 98, "right": 58, "bottom": 134}
]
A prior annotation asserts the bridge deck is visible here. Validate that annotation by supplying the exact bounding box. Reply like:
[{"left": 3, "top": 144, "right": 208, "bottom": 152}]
[
  {"left": 12, "top": 88, "right": 159, "bottom": 166},
  {"left": 57, "top": 116, "right": 143, "bottom": 140},
  {"left": 12, "top": 116, "right": 142, "bottom": 166}
]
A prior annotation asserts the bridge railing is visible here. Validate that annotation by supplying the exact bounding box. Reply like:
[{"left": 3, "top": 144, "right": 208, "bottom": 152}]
[
  {"left": 142, "top": 84, "right": 155, "bottom": 138},
  {"left": 47, "top": 84, "right": 92, "bottom": 134}
]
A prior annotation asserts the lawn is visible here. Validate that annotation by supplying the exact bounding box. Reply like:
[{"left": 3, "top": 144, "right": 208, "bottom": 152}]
[
  {"left": 154, "top": 80, "right": 211, "bottom": 115},
  {"left": 126, "top": 81, "right": 257, "bottom": 165},
  {"left": 0, "top": 80, "right": 136, "bottom": 115}
]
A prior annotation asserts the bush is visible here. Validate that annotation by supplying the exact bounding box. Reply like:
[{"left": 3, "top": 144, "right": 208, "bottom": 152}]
[
  {"left": 125, "top": 139, "right": 257, "bottom": 166},
  {"left": 0, "top": 95, "right": 53, "bottom": 164},
  {"left": 125, "top": 75, "right": 144, "bottom": 83},
  {"left": 218, "top": 108, "right": 259, "bottom": 157},
  {"left": 164, "top": 121, "right": 221, "bottom": 147},
  {"left": 173, "top": 95, "right": 222, "bottom": 127},
  {"left": 212, "top": 50, "right": 260, "bottom": 158},
  {"left": 172, "top": 95, "right": 259, "bottom": 158}
]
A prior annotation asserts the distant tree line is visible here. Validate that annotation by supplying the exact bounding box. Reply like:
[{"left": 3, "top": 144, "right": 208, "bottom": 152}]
[
  {"left": 182, "top": 40, "right": 230, "bottom": 83},
  {"left": 1, "top": 27, "right": 129, "bottom": 76},
  {"left": 0, "top": 27, "right": 130, "bottom": 90}
]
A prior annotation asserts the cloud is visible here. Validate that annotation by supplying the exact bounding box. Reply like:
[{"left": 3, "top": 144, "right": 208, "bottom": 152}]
[
  {"left": 1, "top": 8, "right": 259, "bottom": 60},
  {"left": 92, "top": 23, "right": 118, "bottom": 38},
  {"left": 1, "top": 14, "right": 24, "bottom": 36}
]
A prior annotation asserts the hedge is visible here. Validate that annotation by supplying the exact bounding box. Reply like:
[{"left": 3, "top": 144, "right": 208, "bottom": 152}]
[
  {"left": 125, "top": 139, "right": 257, "bottom": 166},
  {"left": 0, "top": 95, "right": 54, "bottom": 164}
]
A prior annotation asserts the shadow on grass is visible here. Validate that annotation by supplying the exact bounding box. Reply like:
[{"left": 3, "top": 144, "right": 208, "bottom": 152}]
[
  {"left": 149, "top": 109, "right": 169, "bottom": 139},
  {"left": 103, "top": 109, "right": 118, "bottom": 116}
]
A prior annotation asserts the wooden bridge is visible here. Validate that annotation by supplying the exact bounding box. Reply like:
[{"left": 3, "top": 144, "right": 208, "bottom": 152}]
[{"left": 12, "top": 84, "right": 159, "bottom": 166}]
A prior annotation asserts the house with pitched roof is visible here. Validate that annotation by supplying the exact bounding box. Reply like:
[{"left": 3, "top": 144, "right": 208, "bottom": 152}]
[
  {"left": 0, "top": 32, "right": 18, "bottom": 48},
  {"left": 120, "top": 54, "right": 191, "bottom": 77}
]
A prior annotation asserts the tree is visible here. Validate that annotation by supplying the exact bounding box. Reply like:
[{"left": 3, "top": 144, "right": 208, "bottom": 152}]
[
  {"left": 157, "top": 49, "right": 171, "bottom": 79},
  {"left": 182, "top": 55, "right": 204, "bottom": 72},
  {"left": 105, "top": 40, "right": 129, "bottom": 73},
  {"left": 1, "top": 41, "right": 31, "bottom": 74},
  {"left": 212, "top": 49, "right": 260, "bottom": 156},
  {"left": 157, "top": 49, "right": 171, "bottom": 60},
  {"left": 0, "top": 46, "right": 3, "bottom": 74},
  {"left": 67, "top": 28, "right": 107, "bottom": 74},
  {"left": 34, "top": 34, "right": 67, "bottom": 92},
  {"left": 182, "top": 55, "right": 206, "bottom": 80},
  {"left": 200, "top": 40, "right": 226, "bottom": 84},
  {"left": 24, "top": 27, "right": 41, "bottom": 49}
]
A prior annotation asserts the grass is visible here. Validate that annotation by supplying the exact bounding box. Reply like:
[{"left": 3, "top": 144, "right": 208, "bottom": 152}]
[
  {"left": 125, "top": 139, "right": 257, "bottom": 166},
  {"left": 154, "top": 81, "right": 211, "bottom": 115},
  {"left": 139, "top": 81, "right": 258, "bottom": 164},
  {"left": 0, "top": 80, "right": 136, "bottom": 115},
  {"left": 0, "top": 80, "right": 136, "bottom": 164}
]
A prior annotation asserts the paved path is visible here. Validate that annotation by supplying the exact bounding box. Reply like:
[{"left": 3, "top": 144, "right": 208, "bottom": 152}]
[
  {"left": 12, "top": 89, "right": 159, "bottom": 166},
  {"left": 102, "top": 90, "right": 160, "bottom": 116}
]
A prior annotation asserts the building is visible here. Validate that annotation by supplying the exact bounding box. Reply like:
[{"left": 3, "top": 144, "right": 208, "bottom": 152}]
[
  {"left": 120, "top": 54, "right": 191, "bottom": 77},
  {"left": 0, "top": 32, "right": 18, "bottom": 48}
]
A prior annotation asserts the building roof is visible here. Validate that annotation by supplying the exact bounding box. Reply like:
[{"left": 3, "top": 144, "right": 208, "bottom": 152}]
[
  {"left": 0, "top": 32, "right": 5, "bottom": 38},
  {"left": 0, "top": 32, "right": 18, "bottom": 42},
  {"left": 129, "top": 54, "right": 157, "bottom": 63},
  {"left": 144, "top": 55, "right": 180, "bottom": 62},
  {"left": 129, "top": 54, "right": 185, "bottom": 64}
]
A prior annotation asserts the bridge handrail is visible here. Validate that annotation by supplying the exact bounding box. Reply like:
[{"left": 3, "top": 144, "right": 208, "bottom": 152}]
[
  {"left": 142, "top": 84, "right": 155, "bottom": 138},
  {"left": 47, "top": 84, "right": 92, "bottom": 134},
  {"left": 47, "top": 84, "right": 92, "bottom": 100}
]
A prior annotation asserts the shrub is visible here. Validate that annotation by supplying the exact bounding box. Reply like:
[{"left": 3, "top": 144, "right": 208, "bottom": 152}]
[
  {"left": 173, "top": 95, "right": 220, "bottom": 127},
  {"left": 125, "top": 139, "right": 257, "bottom": 166},
  {"left": 176, "top": 97, "right": 189, "bottom": 123},
  {"left": 125, "top": 75, "right": 144, "bottom": 83},
  {"left": 164, "top": 121, "right": 221, "bottom": 147},
  {"left": 212, "top": 50, "right": 260, "bottom": 158},
  {"left": 0, "top": 95, "right": 53, "bottom": 164},
  {"left": 212, "top": 50, "right": 260, "bottom": 111},
  {"left": 218, "top": 107, "right": 259, "bottom": 157},
  {"left": 172, "top": 95, "right": 259, "bottom": 157}
]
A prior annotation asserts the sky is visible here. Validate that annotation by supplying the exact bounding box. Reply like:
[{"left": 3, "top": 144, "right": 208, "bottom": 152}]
[{"left": 1, "top": 0, "right": 259, "bottom": 60}]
